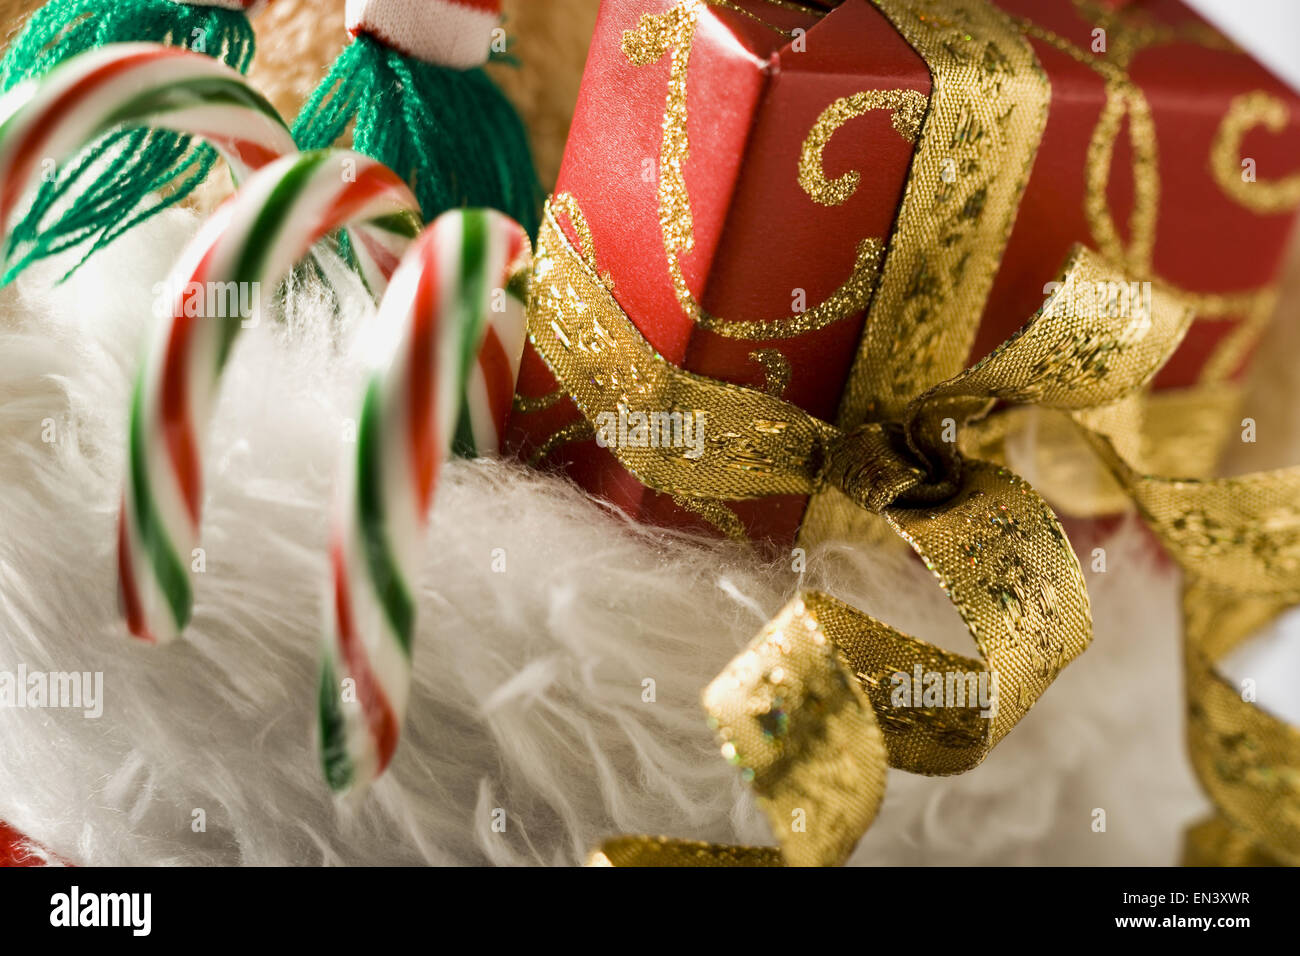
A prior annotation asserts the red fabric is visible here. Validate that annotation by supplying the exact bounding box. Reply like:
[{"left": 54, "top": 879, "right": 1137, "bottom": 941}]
[
  {"left": 507, "top": 0, "right": 1300, "bottom": 545},
  {"left": 0, "top": 821, "right": 59, "bottom": 867}
]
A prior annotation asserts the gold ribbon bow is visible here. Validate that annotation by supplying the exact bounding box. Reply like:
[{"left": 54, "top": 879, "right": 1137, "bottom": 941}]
[
  {"left": 506, "top": 0, "right": 1300, "bottom": 867},
  {"left": 521, "top": 205, "right": 1300, "bottom": 866}
]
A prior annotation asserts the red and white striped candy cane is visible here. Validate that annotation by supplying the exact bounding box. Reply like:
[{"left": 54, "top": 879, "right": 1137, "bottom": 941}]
[
  {"left": 320, "top": 208, "right": 530, "bottom": 794},
  {"left": 0, "top": 43, "right": 294, "bottom": 241},
  {"left": 118, "top": 148, "right": 422, "bottom": 644}
]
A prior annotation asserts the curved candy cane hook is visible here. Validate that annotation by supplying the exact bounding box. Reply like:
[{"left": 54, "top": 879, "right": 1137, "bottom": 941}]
[
  {"left": 0, "top": 44, "right": 293, "bottom": 253},
  {"left": 118, "top": 148, "right": 422, "bottom": 644}
]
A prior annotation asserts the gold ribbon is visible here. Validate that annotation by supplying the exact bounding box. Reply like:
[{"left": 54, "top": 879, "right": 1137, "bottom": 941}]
[
  {"left": 520, "top": 0, "right": 1300, "bottom": 866},
  {"left": 1180, "top": 583, "right": 1300, "bottom": 866},
  {"left": 522, "top": 207, "right": 1300, "bottom": 866}
]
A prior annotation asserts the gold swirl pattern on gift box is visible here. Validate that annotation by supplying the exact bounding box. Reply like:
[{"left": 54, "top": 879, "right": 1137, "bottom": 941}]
[
  {"left": 1211, "top": 91, "right": 1300, "bottom": 215},
  {"left": 798, "top": 89, "right": 928, "bottom": 206},
  {"left": 1012, "top": 8, "right": 1295, "bottom": 395},
  {"left": 620, "top": 0, "right": 892, "bottom": 340},
  {"left": 525, "top": 201, "right": 1300, "bottom": 866},
  {"left": 837, "top": 0, "right": 1051, "bottom": 424},
  {"left": 527, "top": 205, "right": 1210, "bottom": 864},
  {"left": 517, "top": 0, "right": 1300, "bottom": 865}
]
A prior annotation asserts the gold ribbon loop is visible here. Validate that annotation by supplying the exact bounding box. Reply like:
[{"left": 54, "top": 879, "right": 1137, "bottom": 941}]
[
  {"left": 524, "top": 200, "right": 1299, "bottom": 867},
  {"left": 915, "top": 247, "right": 1194, "bottom": 415},
  {"left": 1181, "top": 582, "right": 1300, "bottom": 864},
  {"left": 528, "top": 206, "right": 1100, "bottom": 864},
  {"left": 899, "top": 245, "right": 1196, "bottom": 487},
  {"left": 527, "top": 215, "right": 833, "bottom": 503},
  {"left": 701, "top": 594, "right": 887, "bottom": 867},
  {"left": 1088, "top": 441, "right": 1300, "bottom": 601},
  {"left": 533, "top": 0, "right": 1300, "bottom": 867}
]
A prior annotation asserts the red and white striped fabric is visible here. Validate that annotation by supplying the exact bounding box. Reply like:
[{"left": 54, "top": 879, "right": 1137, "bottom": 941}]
[{"left": 346, "top": 0, "right": 502, "bottom": 69}]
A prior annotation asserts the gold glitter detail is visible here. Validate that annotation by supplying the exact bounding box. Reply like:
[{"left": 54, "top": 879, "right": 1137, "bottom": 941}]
[
  {"left": 1087, "top": 82, "right": 1158, "bottom": 273},
  {"left": 748, "top": 348, "right": 793, "bottom": 397},
  {"left": 548, "top": 190, "right": 612, "bottom": 287},
  {"left": 1013, "top": 18, "right": 1159, "bottom": 275},
  {"left": 1013, "top": 17, "right": 1284, "bottom": 338},
  {"left": 587, "top": 836, "right": 783, "bottom": 867},
  {"left": 1210, "top": 91, "right": 1300, "bottom": 215},
  {"left": 798, "top": 89, "right": 929, "bottom": 206},
  {"left": 1198, "top": 286, "right": 1279, "bottom": 385},
  {"left": 1179, "top": 583, "right": 1300, "bottom": 864},
  {"left": 672, "top": 494, "right": 749, "bottom": 542},
  {"left": 838, "top": 0, "right": 1051, "bottom": 424},
  {"left": 526, "top": 419, "right": 595, "bottom": 468},
  {"left": 534, "top": 210, "right": 1217, "bottom": 862},
  {"left": 706, "top": 0, "right": 796, "bottom": 37},
  {"left": 512, "top": 388, "right": 566, "bottom": 415},
  {"left": 621, "top": 0, "right": 887, "bottom": 340}
]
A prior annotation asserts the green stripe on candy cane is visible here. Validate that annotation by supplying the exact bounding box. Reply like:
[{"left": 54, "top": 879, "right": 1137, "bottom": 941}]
[
  {"left": 449, "top": 210, "right": 490, "bottom": 456},
  {"left": 356, "top": 379, "right": 416, "bottom": 657},
  {"left": 126, "top": 373, "right": 192, "bottom": 631},
  {"left": 213, "top": 150, "right": 329, "bottom": 368},
  {"left": 0, "top": 43, "right": 293, "bottom": 282},
  {"left": 318, "top": 655, "right": 353, "bottom": 793},
  {"left": 321, "top": 208, "right": 530, "bottom": 795},
  {"left": 451, "top": 212, "right": 529, "bottom": 458},
  {"left": 118, "top": 149, "right": 421, "bottom": 644}
]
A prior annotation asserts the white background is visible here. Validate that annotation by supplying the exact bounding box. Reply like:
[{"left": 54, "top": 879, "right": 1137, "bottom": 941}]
[{"left": 1184, "top": 0, "right": 1300, "bottom": 91}]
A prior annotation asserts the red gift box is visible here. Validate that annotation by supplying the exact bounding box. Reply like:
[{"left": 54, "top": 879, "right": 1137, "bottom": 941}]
[{"left": 509, "top": 0, "right": 1300, "bottom": 546}]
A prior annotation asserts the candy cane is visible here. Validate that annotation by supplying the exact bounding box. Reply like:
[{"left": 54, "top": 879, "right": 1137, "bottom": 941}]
[
  {"left": 0, "top": 43, "right": 293, "bottom": 242},
  {"left": 119, "top": 148, "right": 422, "bottom": 644},
  {"left": 320, "top": 208, "right": 530, "bottom": 795}
]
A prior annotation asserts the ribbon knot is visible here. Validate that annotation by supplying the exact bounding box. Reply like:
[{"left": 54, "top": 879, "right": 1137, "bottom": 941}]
[
  {"left": 523, "top": 201, "right": 1300, "bottom": 866},
  {"left": 821, "top": 421, "right": 958, "bottom": 513}
]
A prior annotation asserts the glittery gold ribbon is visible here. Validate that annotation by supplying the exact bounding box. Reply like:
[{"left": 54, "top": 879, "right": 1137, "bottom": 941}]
[
  {"left": 528, "top": 0, "right": 1300, "bottom": 867},
  {"left": 522, "top": 208, "right": 1300, "bottom": 866},
  {"left": 1179, "top": 583, "right": 1300, "bottom": 866}
]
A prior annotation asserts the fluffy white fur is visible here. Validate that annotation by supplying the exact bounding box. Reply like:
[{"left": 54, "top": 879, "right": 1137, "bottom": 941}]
[{"left": 0, "top": 207, "right": 1293, "bottom": 866}]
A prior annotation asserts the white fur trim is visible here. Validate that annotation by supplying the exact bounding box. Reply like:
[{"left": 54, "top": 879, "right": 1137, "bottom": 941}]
[
  {"left": 1, "top": 206, "right": 1287, "bottom": 864},
  {"left": 346, "top": 0, "right": 501, "bottom": 69}
]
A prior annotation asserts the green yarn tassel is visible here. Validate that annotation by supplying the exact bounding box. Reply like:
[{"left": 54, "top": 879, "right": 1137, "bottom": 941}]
[
  {"left": 0, "top": 0, "right": 255, "bottom": 284},
  {"left": 292, "top": 33, "right": 541, "bottom": 241}
]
